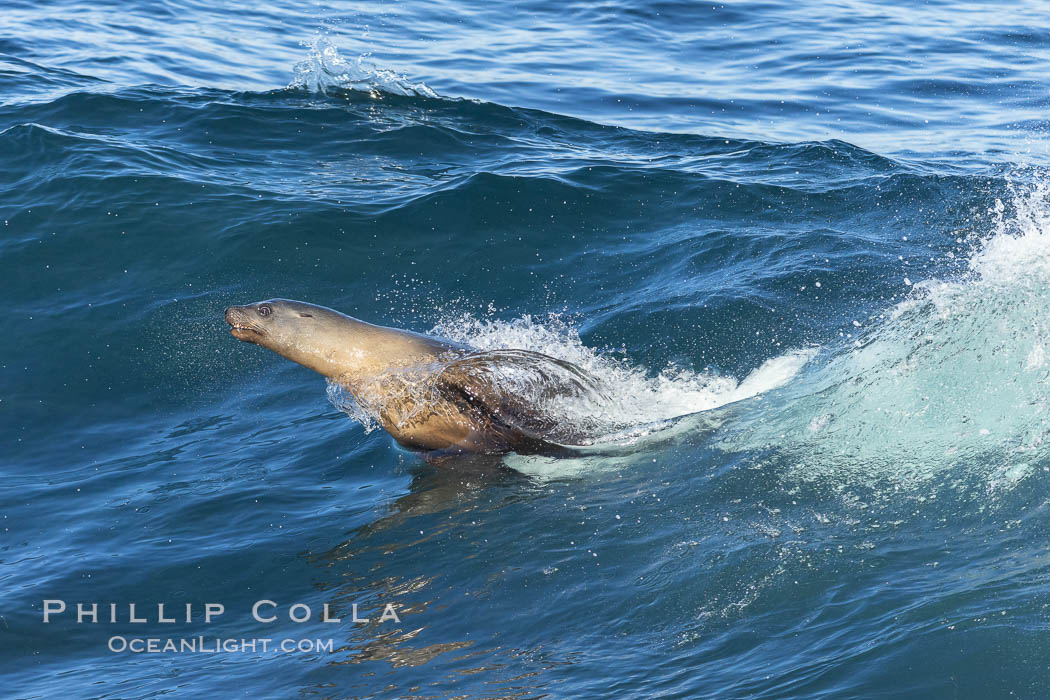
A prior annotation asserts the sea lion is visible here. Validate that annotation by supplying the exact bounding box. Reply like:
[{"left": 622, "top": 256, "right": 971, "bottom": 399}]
[{"left": 224, "top": 299, "right": 607, "bottom": 454}]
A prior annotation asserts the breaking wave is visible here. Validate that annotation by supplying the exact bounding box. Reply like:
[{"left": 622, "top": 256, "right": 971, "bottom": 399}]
[
  {"left": 325, "top": 170, "right": 1050, "bottom": 486},
  {"left": 721, "top": 172, "right": 1050, "bottom": 490},
  {"left": 290, "top": 36, "right": 438, "bottom": 98}
]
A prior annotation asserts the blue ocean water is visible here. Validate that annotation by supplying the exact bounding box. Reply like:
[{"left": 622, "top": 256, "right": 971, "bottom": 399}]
[{"left": 4, "top": 1, "right": 1050, "bottom": 697}]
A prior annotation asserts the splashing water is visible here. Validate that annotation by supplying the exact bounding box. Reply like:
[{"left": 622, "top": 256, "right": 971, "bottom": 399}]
[
  {"left": 327, "top": 310, "right": 815, "bottom": 448},
  {"left": 721, "top": 173, "right": 1050, "bottom": 490},
  {"left": 290, "top": 36, "right": 438, "bottom": 98},
  {"left": 431, "top": 314, "right": 815, "bottom": 433}
]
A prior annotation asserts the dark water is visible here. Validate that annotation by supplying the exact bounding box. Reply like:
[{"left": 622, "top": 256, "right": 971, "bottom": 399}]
[{"left": 5, "top": 1, "right": 1050, "bottom": 698}]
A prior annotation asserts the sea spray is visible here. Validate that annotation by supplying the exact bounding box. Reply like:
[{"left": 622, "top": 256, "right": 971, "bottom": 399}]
[
  {"left": 290, "top": 36, "right": 437, "bottom": 98},
  {"left": 720, "top": 172, "right": 1050, "bottom": 490}
]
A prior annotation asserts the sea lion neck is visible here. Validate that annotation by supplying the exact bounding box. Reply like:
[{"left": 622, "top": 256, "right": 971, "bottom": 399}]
[
  {"left": 297, "top": 319, "right": 462, "bottom": 385},
  {"left": 227, "top": 299, "right": 464, "bottom": 383}
]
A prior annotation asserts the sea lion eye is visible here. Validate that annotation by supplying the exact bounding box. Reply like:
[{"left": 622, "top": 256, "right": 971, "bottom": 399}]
[
  {"left": 299, "top": 313, "right": 313, "bottom": 318},
  {"left": 257, "top": 305, "right": 272, "bottom": 317}
]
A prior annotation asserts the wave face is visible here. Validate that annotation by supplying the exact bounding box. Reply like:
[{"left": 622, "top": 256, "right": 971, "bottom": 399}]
[{"left": 5, "top": 0, "right": 1050, "bottom": 698}]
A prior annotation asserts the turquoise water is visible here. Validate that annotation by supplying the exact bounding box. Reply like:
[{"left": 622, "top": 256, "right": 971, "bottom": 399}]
[{"left": 5, "top": 1, "right": 1050, "bottom": 697}]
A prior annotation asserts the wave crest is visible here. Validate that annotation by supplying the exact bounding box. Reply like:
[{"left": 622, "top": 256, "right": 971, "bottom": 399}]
[{"left": 290, "top": 36, "right": 438, "bottom": 98}]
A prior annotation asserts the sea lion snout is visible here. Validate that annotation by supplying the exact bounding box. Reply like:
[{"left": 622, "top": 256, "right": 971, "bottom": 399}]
[
  {"left": 225, "top": 304, "right": 265, "bottom": 342},
  {"left": 224, "top": 305, "right": 246, "bottom": 326}
]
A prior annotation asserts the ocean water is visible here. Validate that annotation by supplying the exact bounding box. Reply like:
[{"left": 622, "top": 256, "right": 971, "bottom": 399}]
[{"left": 5, "top": 1, "right": 1050, "bottom": 697}]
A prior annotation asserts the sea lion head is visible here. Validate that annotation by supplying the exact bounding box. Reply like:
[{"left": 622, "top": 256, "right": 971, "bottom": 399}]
[
  {"left": 225, "top": 299, "right": 364, "bottom": 375},
  {"left": 225, "top": 298, "right": 325, "bottom": 344},
  {"left": 225, "top": 298, "right": 453, "bottom": 382}
]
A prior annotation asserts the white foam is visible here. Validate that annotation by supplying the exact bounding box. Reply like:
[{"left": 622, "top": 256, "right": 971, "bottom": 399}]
[
  {"left": 290, "top": 36, "right": 437, "bottom": 98},
  {"left": 731, "top": 350, "right": 817, "bottom": 403},
  {"left": 971, "top": 177, "right": 1050, "bottom": 285}
]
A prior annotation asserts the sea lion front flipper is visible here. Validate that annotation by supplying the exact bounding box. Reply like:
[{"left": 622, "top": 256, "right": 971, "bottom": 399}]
[{"left": 434, "top": 349, "right": 606, "bottom": 451}]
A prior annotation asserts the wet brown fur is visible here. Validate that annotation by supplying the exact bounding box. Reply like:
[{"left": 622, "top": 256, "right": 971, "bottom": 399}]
[{"left": 225, "top": 299, "right": 591, "bottom": 454}]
